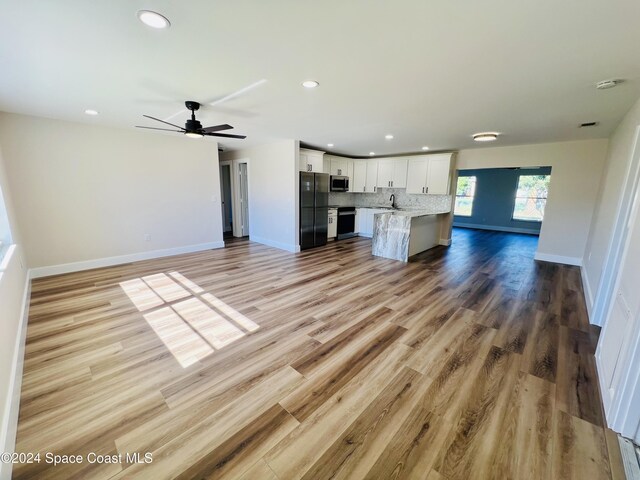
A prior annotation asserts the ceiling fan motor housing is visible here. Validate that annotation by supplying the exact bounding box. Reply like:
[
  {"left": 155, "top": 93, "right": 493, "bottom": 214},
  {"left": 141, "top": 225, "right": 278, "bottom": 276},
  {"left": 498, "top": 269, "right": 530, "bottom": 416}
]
[{"left": 185, "top": 118, "right": 202, "bottom": 132}]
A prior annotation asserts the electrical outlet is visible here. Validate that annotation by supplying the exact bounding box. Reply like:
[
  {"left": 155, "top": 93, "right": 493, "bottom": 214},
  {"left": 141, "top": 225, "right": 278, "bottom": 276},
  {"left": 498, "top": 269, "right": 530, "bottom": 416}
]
[{"left": 144, "top": 234, "right": 151, "bottom": 242}]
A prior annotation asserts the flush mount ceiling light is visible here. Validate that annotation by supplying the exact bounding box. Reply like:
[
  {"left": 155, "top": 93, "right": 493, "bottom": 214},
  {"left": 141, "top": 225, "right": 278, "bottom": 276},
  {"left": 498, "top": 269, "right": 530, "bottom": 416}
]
[
  {"left": 84, "top": 109, "right": 99, "bottom": 116},
  {"left": 421, "top": 146, "right": 429, "bottom": 150},
  {"left": 302, "top": 80, "right": 319, "bottom": 88},
  {"left": 137, "top": 10, "right": 171, "bottom": 29},
  {"left": 369, "top": 152, "right": 375, "bottom": 156},
  {"left": 596, "top": 79, "right": 623, "bottom": 90},
  {"left": 327, "top": 143, "right": 334, "bottom": 147},
  {"left": 472, "top": 132, "right": 500, "bottom": 142},
  {"left": 385, "top": 134, "right": 394, "bottom": 140}
]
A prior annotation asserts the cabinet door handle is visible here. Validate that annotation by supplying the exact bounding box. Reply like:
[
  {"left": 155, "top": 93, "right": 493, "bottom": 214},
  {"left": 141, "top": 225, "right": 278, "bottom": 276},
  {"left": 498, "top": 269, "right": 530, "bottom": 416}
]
[
  {"left": 426, "top": 186, "right": 429, "bottom": 193},
  {"left": 422, "top": 186, "right": 425, "bottom": 193},
  {"left": 391, "top": 181, "right": 394, "bottom": 187}
]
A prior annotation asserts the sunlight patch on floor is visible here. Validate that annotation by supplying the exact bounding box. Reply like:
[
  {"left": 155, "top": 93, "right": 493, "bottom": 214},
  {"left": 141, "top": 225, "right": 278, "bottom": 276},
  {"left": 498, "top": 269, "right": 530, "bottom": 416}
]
[{"left": 120, "top": 272, "right": 258, "bottom": 368}]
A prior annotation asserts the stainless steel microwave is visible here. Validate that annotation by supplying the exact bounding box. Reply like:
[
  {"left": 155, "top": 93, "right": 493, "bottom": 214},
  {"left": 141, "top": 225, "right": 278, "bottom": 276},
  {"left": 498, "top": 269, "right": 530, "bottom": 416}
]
[{"left": 330, "top": 175, "right": 349, "bottom": 192}]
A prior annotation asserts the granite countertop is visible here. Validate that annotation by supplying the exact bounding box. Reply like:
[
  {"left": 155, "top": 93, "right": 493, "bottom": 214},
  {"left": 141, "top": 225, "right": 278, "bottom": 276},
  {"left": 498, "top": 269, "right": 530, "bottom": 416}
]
[{"left": 374, "top": 209, "right": 450, "bottom": 218}]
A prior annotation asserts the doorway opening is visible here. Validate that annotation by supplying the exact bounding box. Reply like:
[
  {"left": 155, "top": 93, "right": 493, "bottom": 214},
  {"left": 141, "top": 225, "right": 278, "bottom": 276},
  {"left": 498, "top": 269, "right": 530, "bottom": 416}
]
[
  {"left": 220, "top": 164, "right": 233, "bottom": 238},
  {"left": 453, "top": 166, "right": 552, "bottom": 237},
  {"left": 219, "top": 159, "right": 250, "bottom": 242}
]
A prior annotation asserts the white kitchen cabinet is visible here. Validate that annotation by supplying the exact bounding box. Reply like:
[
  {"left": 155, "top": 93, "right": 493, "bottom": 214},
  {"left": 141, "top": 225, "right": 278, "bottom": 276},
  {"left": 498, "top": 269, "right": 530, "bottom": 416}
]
[
  {"left": 427, "top": 154, "right": 451, "bottom": 194},
  {"left": 328, "top": 209, "right": 338, "bottom": 239},
  {"left": 376, "top": 158, "right": 407, "bottom": 188},
  {"left": 365, "top": 160, "right": 378, "bottom": 193},
  {"left": 353, "top": 159, "right": 378, "bottom": 193},
  {"left": 357, "top": 208, "right": 389, "bottom": 237},
  {"left": 405, "top": 153, "right": 452, "bottom": 194},
  {"left": 328, "top": 156, "right": 351, "bottom": 177},
  {"left": 406, "top": 157, "right": 429, "bottom": 194},
  {"left": 299, "top": 148, "right": 325, "bottom": 173},
  {"left": 352, "top": 160, "right": 367, "bottom": 193}
]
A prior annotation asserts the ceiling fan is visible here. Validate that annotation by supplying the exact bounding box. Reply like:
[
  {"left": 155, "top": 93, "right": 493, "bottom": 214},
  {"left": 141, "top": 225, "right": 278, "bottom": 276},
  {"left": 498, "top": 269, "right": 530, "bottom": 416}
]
[{"left": 136, "top": 101, "right": 247, "bottom": 139}]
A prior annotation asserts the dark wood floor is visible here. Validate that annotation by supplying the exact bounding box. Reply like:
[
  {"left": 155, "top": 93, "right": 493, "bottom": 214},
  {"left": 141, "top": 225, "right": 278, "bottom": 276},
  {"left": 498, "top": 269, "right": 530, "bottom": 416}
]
[{"left": 14, "top": 228, "right": 620, "bottom": 479}]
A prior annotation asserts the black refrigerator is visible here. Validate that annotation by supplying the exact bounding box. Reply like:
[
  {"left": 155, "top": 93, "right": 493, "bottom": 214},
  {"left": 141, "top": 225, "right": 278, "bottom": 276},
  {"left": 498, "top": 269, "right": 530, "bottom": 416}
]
[{"left": 300, "top": 172, "right": 329, "bottom": 250}]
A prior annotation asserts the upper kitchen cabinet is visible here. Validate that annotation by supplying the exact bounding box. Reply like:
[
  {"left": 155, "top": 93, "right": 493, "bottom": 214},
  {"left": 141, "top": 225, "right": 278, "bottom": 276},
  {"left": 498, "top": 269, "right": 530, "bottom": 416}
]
[
  {"left": 352, "top": 159, "right": 379, "bottom": 193},
  {"left": 406, "top": 153, "right": 453, "bottom": 194},
  {"left": 376, "top": 157, "right": 408, "bottom": 188},
  {"left": 327, "top": 155, "right": 352, "bottom": 177},
  {"left": 299, "top": 148, "right": 325, "bottom": 173}
]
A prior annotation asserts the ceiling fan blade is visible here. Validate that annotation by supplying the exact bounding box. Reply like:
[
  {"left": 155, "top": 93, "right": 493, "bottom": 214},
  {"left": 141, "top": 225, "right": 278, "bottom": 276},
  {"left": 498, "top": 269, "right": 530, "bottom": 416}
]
[
  {"left": 136, "top": 126, "right": 184, "bottom": 132},
  {"left": 142, "top": 115, "right": 185, "bottom": 130},
  {"left": 203, "top": 132, "right": 247, "bottom": 139},
  {"left": 202, "top": 124, "right": 233, "bottom": 133}
]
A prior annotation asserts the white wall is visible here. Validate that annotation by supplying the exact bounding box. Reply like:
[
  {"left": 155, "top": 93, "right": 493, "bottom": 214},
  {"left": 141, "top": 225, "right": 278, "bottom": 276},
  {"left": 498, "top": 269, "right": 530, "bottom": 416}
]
[
  {"left": 0, "top": 142, "right": 29, "bottom": 480},
  {"left": 457, "top": 139, "right": 608, "bottom": 266},
  {"left": 583, "top": 98, "right": 640, "bottom": 309},
  {"left": 0, "top": 112, "right": 224, "bottom": 274},
  {"left": 222, "top": 140, "right": 299, "bottom": 252}
]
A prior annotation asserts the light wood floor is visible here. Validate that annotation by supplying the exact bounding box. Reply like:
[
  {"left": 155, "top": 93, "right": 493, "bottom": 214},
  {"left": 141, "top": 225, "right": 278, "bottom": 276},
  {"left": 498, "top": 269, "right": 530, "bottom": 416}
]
[{"left": 14, "top": 229, "right": 622, "bottom": 479}]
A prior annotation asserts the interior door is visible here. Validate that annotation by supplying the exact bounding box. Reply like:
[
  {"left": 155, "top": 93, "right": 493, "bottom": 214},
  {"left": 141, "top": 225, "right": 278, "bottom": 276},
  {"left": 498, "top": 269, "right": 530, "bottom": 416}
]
[{"left": 599, "top": 186, "right": 640, "bottom": 422}]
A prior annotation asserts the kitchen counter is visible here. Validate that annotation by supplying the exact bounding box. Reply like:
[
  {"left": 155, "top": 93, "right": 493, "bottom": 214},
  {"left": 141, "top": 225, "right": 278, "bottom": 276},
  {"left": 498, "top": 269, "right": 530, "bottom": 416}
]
[{"left": 372, "top": 210, "right": 448, "bottom": 262}]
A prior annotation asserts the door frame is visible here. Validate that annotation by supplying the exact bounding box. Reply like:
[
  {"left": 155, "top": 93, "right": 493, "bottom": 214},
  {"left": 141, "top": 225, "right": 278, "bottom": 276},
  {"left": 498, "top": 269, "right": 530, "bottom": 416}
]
[
  {"left": 595, "top": 125, "right": 640, "bottom": 438},
  {"left": 220, "top": 158, "right": 250, "bottom": 238}
]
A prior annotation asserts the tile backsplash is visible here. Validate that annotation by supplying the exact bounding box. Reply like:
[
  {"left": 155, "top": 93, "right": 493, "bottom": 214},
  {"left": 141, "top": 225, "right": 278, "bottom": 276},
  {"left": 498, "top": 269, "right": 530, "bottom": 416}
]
[{"left": 329, "top": 188, "right": 452, "bottom": 211}]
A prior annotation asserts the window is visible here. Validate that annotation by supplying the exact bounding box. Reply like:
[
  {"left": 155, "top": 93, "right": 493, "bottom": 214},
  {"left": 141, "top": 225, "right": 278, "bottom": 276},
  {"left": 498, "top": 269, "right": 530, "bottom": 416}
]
[
  {"left": 454, "top": 176, "right": 477, "bottom": 216},
  {"left": 512, "top": 174, "right": 550, "bottom": 222}
]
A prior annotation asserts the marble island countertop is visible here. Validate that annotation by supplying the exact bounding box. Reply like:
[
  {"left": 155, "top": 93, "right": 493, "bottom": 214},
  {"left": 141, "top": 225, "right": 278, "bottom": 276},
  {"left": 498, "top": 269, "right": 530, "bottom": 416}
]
[
  {"left": 376, "top": 209, "right": 450, "bottom": 218},
  {"left": 372, "top": 209, "right": 447, "bottom": 262}
]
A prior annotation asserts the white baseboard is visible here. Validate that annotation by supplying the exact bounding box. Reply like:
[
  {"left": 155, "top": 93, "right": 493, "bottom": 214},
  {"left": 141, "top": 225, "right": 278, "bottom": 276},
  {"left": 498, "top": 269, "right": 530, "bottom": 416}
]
[
  {"left": 29, "top": 241, "right": 225, "bottom": 279},
  {"left": 249, "top": 236, "right": 299, "bottom": 253},
  {"left": 439, "top": 238, "right": 452, "bottom": 246},
  {"left": 581, "top": 266, "right": 595, "bottom": 323},
  {"left": 534, "top": 252, "right": 582, "bottom": 266},
  {"left": 453, "top": 223, "right": 540, "bottom": 235},
  {"left": 0, "top": 276, "right": 31, "bottom": 480}
]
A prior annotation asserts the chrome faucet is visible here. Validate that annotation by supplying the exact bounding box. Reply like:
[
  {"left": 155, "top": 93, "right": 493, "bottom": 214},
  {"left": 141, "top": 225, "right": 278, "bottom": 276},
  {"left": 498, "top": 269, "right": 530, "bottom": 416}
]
[{"left": 389, "top": 194, "right": 397, "bottom": 209}]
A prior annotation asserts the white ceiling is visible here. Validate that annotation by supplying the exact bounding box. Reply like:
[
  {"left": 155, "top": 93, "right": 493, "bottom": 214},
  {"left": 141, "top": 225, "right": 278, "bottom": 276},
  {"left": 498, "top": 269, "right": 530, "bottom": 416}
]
[{"left": 1, "top": 0, "right": 639, "bottom": 155}]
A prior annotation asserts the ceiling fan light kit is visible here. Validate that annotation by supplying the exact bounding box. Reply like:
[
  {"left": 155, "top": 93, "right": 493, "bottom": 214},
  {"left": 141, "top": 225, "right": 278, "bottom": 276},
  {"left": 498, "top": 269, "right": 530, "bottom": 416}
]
[{"left": 136, "top": 101, "right": 247, "bottom": 140}]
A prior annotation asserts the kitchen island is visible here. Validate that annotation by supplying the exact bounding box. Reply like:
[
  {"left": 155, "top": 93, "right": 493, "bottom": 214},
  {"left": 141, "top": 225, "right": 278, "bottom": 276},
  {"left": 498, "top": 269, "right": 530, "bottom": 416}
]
[{"left": 372, "top": 209, "right": 449, "bottom": 262}]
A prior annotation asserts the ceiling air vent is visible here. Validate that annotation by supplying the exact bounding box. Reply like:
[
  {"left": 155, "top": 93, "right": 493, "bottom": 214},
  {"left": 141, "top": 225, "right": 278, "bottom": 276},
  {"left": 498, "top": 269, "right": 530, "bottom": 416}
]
[{"left": 580, "top": 121, "right": 599, "bottom": 128}]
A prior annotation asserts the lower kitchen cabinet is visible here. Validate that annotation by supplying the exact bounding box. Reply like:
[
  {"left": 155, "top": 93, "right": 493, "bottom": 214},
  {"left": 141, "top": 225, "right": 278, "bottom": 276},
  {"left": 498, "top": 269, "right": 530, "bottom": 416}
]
[{"left": 328, "top": 209, "right": 338, "bottom": 239}]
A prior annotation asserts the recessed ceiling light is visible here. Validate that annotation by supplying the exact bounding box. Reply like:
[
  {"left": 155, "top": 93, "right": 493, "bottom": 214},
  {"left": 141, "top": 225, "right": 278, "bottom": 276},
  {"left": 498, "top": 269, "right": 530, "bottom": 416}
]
[
  {"left": 327, "top": 143, "right": 334, "bottom": 147},
  {"left": 84, "top": 109, "right": 99, "bottom": 116},
  {"left": 421, "top": 146, "right": 429, "bottom": 150},
  {"left": 302, "top": 80, "right": 319, "bottom": 88},
  {"left": 369, "top": 152, "right": 375, "bottom": 156},
  {"left": 385, "top": 134, "right": 394, "bottom": 140},
  {"left": 472, "top": 132, "right": 500, "bottom": 142},
  {"left": 137, "top": 10, "right": 171, "bottom": 29},
  {"left": 596, "top": 79, "right": 623, "bottom": 90}
]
